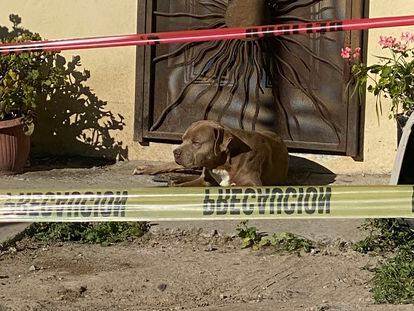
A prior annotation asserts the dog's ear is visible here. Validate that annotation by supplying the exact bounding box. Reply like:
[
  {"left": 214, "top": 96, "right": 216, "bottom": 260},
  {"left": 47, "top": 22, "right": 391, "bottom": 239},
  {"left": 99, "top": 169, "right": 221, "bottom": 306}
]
[
  {"left": 213, "top": 127, "right": 224, "bottom": 156},
  {"left": 214, "top": 127, "right": 250, "bottom": 155}
]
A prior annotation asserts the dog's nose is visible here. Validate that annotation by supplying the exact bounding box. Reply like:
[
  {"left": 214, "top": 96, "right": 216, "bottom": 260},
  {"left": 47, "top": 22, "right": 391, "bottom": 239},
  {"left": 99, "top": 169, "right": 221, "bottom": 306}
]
[{"left": 173, "top": 148, "right": 182, "bottom": 158}]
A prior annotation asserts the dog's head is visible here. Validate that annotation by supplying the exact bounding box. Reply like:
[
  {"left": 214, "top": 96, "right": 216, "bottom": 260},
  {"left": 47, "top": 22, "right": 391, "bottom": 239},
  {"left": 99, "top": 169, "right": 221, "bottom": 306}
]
[{"left": 173, "top": 120, "right": 250, "bottom": 169}]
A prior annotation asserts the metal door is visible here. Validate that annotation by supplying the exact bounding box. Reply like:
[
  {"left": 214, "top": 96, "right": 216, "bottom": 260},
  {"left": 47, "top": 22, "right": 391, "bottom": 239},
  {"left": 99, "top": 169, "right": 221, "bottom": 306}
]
[{"left": 135, "top": 0, "right": 366, "bottom": 156}]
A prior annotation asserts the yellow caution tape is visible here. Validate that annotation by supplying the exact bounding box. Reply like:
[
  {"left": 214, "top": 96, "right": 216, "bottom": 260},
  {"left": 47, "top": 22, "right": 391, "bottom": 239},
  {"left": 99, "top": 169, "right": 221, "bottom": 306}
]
[{"left": 0, "top": 185, "right": 413, "bottom": 222}]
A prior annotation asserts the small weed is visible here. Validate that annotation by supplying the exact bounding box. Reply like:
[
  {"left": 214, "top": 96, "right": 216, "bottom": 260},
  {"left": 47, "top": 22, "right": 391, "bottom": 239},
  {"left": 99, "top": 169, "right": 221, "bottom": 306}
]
[
  {"left": 236, "top": 221, "right": 264, "bottom": 249},
  {"left": 268, "top": 232, "right": 313, "bottom": 253},
  {"left": 236, "top": 221, "right": 313, "bottom": 253},
  {"left": 354, "top": 219, "right": 414, "bottom": 304},
  {"left": 25, "top": 222, "right": 149, "bottom": 246}
]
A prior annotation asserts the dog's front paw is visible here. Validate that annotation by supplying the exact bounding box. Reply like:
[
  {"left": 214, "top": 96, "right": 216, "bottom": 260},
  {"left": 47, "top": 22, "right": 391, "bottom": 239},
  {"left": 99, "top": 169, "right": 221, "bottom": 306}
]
[
  {"left": 132, "top": 166, "right": 157, "bottom": 175},
  {"left": 132, "top": 166, "right": 145, "bottom": 175}
]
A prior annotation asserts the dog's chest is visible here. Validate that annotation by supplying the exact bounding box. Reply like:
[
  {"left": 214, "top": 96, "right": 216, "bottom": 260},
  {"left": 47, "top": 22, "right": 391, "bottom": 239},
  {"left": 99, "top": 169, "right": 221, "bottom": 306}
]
[{"left": 210, "top": 169, "right": 234, "bottom": 187}]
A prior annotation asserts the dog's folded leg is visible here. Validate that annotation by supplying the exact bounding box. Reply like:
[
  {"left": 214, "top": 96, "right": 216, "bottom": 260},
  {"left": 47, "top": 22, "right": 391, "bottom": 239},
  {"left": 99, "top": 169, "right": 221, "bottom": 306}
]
[
  {"left": 173, "top": 168, "right": 214, "bottom": 187},
  {"left": 173, "top": 176, "right": 212, "bottom": 187},
  {"left": 133, "top": 162, "right": 185, "bottom": 175},
  {"left": 167, "top": 175, "right": 200, "bottom": 187},
  {"left": 234, "top": 174, "right": 263, "bottom": 187}
]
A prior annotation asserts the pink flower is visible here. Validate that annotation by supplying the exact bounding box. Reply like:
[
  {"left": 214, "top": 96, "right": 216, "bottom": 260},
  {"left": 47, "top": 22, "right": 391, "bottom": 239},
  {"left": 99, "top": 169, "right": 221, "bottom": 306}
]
[
  {"left": 401, "top": 32, "right": 411, "bottom": 41},
  {"left": 400, "top": 32, "right": 414, "bottom": 43},
  {"left": 353, "top": 47, "right": 361, "bottom": 59},
  {"left": 379, "top": 35, "right": 397, "bottom": 48},
  {"left": 341, "top": 47, "right": 352, "bottom": 59},
  {"left": 396, "top": 42, "right": 408, "bottom": 52},
  {"left": 341, "top": 47, "right": 361, "bottom": 60}
]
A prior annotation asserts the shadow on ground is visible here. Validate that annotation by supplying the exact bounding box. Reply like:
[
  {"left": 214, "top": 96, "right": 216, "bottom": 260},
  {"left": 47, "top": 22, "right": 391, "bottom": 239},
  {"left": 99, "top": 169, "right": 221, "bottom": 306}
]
[
  {"left": 27, "top": 155, "right": 115, "bottom": 171},
  {"left": 287, "top": 155, "right": 336, "bottom": 185},
  {"left": 141, "top": 155, "right": 336, "bottom": 186}
]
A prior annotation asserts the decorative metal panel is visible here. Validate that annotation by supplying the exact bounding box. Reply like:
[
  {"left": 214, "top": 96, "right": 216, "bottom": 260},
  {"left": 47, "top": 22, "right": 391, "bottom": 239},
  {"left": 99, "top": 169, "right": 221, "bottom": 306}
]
[{"left": 135, "top": 0, "right": 366, "bottom": 156}]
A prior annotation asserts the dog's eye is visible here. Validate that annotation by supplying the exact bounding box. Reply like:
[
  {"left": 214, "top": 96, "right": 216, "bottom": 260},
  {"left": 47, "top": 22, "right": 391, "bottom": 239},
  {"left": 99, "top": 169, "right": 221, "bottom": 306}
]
[{"left": 192, "top": 141, "right": 201, "bottom": 148}]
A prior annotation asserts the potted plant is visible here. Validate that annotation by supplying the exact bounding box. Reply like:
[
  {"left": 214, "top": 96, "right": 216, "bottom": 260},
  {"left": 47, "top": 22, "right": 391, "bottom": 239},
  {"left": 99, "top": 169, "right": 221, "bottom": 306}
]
[
  {"left": 0, "top": 15, "right": 66, "bottom": 174},
  {"left": 342, "top": 32, "right": 414, "bottom": 142}
]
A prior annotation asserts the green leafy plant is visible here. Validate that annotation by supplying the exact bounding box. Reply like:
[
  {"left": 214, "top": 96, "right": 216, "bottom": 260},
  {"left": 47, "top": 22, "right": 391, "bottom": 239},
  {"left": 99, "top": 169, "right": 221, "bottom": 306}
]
[
  {"left": 354, "top": 219, "right": 414, "bottom": 304},
  {"left": 0, "top": 14, "right": 66, "bottom": 134},
  {"left": 268, "top": 232, "right": 313, "bottom": 253},
  {"left": 344, "top": 32, "right": 414, "bottom": 119},
  {"left": 236, "top": 221, "right": 313, "bottom": 253},
  {"left": 353, "top": 219, "right": 414, "bottom": 253},
  {"left": 25, "top": 222, "right": 149, "bottom": 246},
  {"left": 236, "top": 220, "right": 264, "bottom": 249}
]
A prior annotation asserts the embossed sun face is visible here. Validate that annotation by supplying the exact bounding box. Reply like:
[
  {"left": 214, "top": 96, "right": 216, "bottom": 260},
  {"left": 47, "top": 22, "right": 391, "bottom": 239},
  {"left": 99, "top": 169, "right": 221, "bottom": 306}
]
[{"left": 151, "top": 0, "right": 342, "bottom": 142}]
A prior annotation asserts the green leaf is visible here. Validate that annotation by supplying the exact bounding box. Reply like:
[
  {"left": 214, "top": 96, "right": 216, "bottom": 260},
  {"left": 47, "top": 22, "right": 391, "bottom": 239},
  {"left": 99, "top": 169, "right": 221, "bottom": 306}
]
[
  {"left": 380, "top": 67, "right": 392, "bottom": 77},
  {"left": 8, "top": 69, "right": 18, "bottom": 81},
  {"left": 241, "top": 237, "right": 253, "bottom": 249},
  {"left": 258, "top": 238, "right": 271, "bottom": 248}
]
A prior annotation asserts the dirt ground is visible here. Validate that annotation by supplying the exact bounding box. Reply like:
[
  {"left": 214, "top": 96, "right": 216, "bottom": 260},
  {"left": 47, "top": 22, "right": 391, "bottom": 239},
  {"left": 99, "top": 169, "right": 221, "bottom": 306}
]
[
  {"left": 0, "top": 158, "right": 412, "bottom": 311},
  {"left": 1, "top": 230, "right": 413, "bottom": 311}
]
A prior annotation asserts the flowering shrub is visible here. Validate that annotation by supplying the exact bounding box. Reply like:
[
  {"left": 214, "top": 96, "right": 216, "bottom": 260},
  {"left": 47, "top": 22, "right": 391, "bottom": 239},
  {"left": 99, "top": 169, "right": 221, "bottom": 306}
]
[{"left": 343, "top": 32, "right": 414, "bottom": 119}]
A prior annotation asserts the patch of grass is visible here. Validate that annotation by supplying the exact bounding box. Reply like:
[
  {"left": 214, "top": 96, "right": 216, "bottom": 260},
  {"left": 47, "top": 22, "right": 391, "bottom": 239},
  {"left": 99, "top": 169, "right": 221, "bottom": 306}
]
[
  {"left": 353, "top": 219, "right": 413, "bottom": 253},
  {"left": 25, "top": 222, "right": 149, "bottom": 246},
  {"left": 236, "top": 221, "right": 313, "bottom": 253},
  {"left": 371, "top": 246, "right": 414, "bottom": 304},
  {"left": 354, "top": 219, "right": 414, "bottom": 304}
]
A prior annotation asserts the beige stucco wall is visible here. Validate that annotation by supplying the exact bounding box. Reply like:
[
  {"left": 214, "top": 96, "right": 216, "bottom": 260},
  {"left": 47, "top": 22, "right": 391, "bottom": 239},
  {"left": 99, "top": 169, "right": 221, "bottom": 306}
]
[{"left": 0, "top": 1, "right": 413, "bottom": 174}]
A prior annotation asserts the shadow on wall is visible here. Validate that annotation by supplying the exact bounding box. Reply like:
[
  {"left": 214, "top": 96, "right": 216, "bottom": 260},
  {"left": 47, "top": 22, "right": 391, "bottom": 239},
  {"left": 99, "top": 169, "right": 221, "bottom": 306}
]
[
  {"left": 33, "top": 54, "right": 128, "bottom": 161},
  {"left": 0, "top": 15, "right": 128, "bottom": 165}
]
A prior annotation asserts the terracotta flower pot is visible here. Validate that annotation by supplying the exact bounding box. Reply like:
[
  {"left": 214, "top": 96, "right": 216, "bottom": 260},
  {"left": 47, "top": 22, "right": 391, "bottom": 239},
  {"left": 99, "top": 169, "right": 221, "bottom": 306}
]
[{"left": 0, "top": 117, "right": 30, "bottom": 175}]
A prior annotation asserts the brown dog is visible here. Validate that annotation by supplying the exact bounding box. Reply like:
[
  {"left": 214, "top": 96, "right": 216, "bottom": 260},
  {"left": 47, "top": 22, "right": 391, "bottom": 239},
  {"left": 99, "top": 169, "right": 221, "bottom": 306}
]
[{"left": 134, "top": 120, "right": 288, "bottom": 186}]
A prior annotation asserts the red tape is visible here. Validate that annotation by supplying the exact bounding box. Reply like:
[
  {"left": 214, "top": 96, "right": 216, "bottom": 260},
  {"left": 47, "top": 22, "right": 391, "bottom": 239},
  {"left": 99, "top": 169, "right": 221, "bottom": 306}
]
[{"left": 1, "top": 15, "right": 414, "bottom": 54}]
